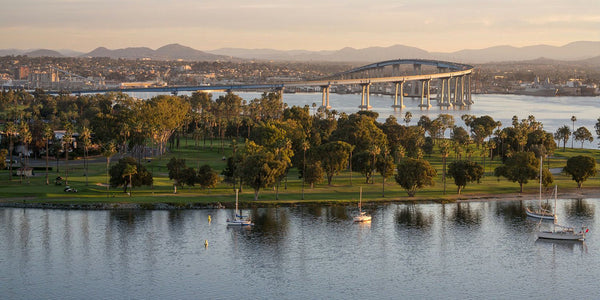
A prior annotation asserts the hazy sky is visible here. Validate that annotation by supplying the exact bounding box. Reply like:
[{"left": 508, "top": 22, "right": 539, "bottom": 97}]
[{"left": 1, "top": 0, "right": 599, "bottom": 52}]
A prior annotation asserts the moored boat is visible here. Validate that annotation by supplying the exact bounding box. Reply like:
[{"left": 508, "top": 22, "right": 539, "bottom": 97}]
[
  {"left": 227, "top": 189, "right": 254, "bottom": 226},
  {"left": 353, "top": 187, "right": 371, "bottom": 223},
  {"left": 537, "top": 224, "right": 587, "bottom": 241}
]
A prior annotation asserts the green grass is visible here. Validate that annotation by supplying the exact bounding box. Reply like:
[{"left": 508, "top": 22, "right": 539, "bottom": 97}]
[{"left": 1, "top": 138, "right": 599, "bottom": 206}]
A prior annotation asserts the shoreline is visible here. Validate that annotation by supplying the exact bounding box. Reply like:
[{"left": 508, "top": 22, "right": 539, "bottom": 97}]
[{"left": 1, "top": 187, "right": 599, "bottom": 210}]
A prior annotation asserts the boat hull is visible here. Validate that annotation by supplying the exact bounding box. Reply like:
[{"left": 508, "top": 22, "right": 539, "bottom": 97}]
[
  {"left": 537, "top": 231, "right": 584, "bottom": 241},
  {"left": 525, "top": 208, "right": 556, "bottom": 220},
  {"left": 353, "top": 215, "right": 372, "bottom": 222},
  {"left": 226, "top": 219, "right": 254, "bottom": 226}
]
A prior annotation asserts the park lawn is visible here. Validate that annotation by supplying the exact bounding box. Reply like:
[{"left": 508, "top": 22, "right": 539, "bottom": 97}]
[{"left": 0, "top": 138, "right": 598, "bottom": 206}]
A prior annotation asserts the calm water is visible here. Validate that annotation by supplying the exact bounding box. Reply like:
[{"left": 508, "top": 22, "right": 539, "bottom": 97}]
[{"left": 1, "top": 198, "right": 598, "bottom": 299}]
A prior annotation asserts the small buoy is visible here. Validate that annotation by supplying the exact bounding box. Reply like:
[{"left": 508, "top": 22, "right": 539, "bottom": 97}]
[
  {"left": 208, "top": 215, "right": 212, "bottom": 223},
  {"left": 204, "top": 240, "right": 208, "bottom": 248}
]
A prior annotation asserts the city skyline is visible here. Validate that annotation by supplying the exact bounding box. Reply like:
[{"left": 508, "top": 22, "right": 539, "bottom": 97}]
[{"left": 1, "top": 0, "right": 599, "bottom": 52}]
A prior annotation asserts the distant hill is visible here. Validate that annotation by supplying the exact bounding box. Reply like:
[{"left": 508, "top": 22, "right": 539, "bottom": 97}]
[
  {"left": 208, "top": 45, "right": 431, "bottom": 62},
  {"left": 24, "top": 49, "right": 63, "bottom": 57},
  {"left": 1, "top": 41, "right": 598, "bottom": 63},
  {"left": 81, "top": 44, "right": 230, "bottom": 61},
  {"left": 436, "top": 41, "right": 600, "bottom": 63},
  {"left": 83, "top": 46, "right": 156, "bottom": 59},
  {"left": 209, "top": 41, "right": 599, "bottom": 63}
]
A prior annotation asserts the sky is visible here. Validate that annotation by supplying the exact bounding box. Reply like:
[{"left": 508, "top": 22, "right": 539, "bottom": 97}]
[{"left": 1, "top": 0, "right": 599, "bottom": 52}]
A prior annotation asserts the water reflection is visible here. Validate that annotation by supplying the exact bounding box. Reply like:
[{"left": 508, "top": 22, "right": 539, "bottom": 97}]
[
  {"left": 535, "top": 238, "right": 587, "bottom": 254},
  {"left": 564, "top": 199, "right": 595, "bottom": 218},
  {"left": 496, "top": 200, "right": 526, "bottom": 219},
  {"left": 395, "top": 204, "right": 433, "bottom": 228},
  {"left": 252, "top": 207, "right": 289, "bottom": 241},
  {"left": 450, "top": 203, "right": 481, "bottom": 225},
  {"left": 2, "top": 198, "right": 600, "bottom": 299}
]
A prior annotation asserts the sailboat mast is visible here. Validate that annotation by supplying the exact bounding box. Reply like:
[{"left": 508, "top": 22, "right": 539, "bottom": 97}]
[
  {"left": 539, "top": 157, "right": 542, "bottom": 202},
  {"left": 235, "top": 189, "right": 239, "bottom": 216},
  {"left": 359, "top": 187, "right": 362, "bottom": 211}
]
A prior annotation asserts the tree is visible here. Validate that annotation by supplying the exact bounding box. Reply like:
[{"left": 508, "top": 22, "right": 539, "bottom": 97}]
[
  {"left": 376, "top": 147, "right": 395, "bottom": 197},
  {"left": 394, "top": 158, "right": 437, "bottom": 197},
  {"left": 573, "top": 126, "right": 593, "bottom": 148},
  {"left": 439, "top": 140, "right": 451, "bottom": 194},
  {"left": 435, "top": 114, "right": 455, "bottom": 139},
  {"left": 469, "top": 115, "right": 497, "bottom": 147},
  {"left": 554, "top": 125, "right": 571, "bottom": 151},
  {"left": 304, "top": 161, "right": 324, "bottom": 189},
  {"left": 404, "top": 111, "right": 412, "bottom": 126},
  {"left": 570, "top": 115, "right": 577, "bottom": 148},
  {"left": 4, "top": 121, "right": 17, "bottom": 181},
  {"left": 595, "top": 117, "right": 600, "bottom": 147},
  {"left": 563, "top": 155, "right": 597, "bottom": 188},
  {"left": 62, "top": 125, "right": 73, "bottom": 185},
  {"left": 494, "top": 151, "right": 538, "bottom": 192},
  {"left": 109, "top": 157, "right": 153, "bottom": 193},
  {"left": 239, "top": 152, "right": 284, "bottom": 200},
  {"left": 122, "top": 164, "right": 137, "bottom": 197},
  {"left": 447, "top": 160, "right": 484, "bottom": 194},
  {"left": 0, "top": 149, "right": 7, "bottom": 170},
  {"left": 197, "top": 164, "right": 220, "bottom": 189},
  {"left": 167, "top": 157, "right": 187, "bottom": 193},
  {"left": 318, "top": 141, "right": 352, "bottom": 185},
  {"left": 301, "top": 140, "right": 309, "bottom": 199},
  {"left": 101, "top": 141, "right": 117, "bottom": 195},
  {"left": 80, "top": 126, "right": 92, "bottom": 186},
  {"left": 18, "top": 122, "right": 32, "bottom": 184},
  {"left": 42, "top": 124, "right": 54, "bottom": 185}
]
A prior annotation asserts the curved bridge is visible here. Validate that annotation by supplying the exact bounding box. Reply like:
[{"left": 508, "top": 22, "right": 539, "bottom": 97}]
[
  {"left": 55, "top": 59, "right": 474, "bottom": 110},
  {"left": 286, "top": 58, "right": 474, "bottom": 110}
]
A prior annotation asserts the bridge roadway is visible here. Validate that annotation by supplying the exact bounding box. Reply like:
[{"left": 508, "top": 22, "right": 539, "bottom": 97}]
[{"left": 53, "top": 59, "right": 474, "bottom": 110}]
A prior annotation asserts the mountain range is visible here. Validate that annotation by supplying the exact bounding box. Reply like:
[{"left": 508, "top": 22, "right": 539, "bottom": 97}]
[{"left": 1, "top": 41, "right": 598, "bottom": 64}]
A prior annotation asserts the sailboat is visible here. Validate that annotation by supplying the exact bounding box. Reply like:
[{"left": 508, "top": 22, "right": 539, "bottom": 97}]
[
  {"left": 226, "top": 189, "right": 254, "bottom": 226},
  {"left": 525, "top": 157, "right": 556, "bottom": 221},
  {"left": 353, "top": 187, "right": 372, "bottom": 223},
  {"left": 536, "top": 186, "right": 588, "bottom": 241}
]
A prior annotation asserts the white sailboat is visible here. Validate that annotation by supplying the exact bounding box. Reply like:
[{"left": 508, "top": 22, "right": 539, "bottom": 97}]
[
  {"left": 226, "top": 189, "right": 254, "bottom": 226},
  {"left": 353, "top": 187, "right": 372, "bottom": 223},
  {"left": 525, "top": 157, "right": 556, "bottom": 221},
  {"left": 536, "top": 186, "right": 587, "bottom": 241}
]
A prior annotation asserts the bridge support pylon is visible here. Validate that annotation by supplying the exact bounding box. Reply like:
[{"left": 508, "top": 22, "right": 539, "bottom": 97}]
[
  {"left": 439, "top": 78, "right": 452, "bottom": 108},
  {"left": 392, "top": 81, "right": 405, "bottom": 109},
  {"left": 320, "top": 85, "right": 331, "bottom": 110},
  {"left": 359, "top": 83, "right": 372, "bottom": 110},
  {"left": 418, "top": 80, "right": 432, "bottom": 109}
]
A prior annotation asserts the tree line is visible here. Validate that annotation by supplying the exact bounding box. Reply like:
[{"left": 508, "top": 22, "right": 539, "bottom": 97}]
[{"left": 0, "top": 89, "right": 598, "bottom": 199}]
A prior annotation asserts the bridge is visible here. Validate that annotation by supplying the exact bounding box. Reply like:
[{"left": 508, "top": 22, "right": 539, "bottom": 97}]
[{"left": 49, "top": 59, "right": 474, "bottom": 110}]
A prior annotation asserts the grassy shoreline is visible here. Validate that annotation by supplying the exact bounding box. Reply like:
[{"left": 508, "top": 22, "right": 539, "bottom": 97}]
[{"left": 1, "top": 139, "right": 598, "bottom": 209}]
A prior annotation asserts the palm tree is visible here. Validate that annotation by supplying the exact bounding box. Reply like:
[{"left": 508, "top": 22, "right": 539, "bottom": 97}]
[
  {"left": 570, "top": 115, "right": 577, "bottom": 149},
  {"left": 122, "top": 164, "right": 137, "bottom": 197},
  {"left": 404, "top": 111, "right": 412, "bottom": 126},
  {"left": 102, "top": 142, "right": 117, "bottom": 197},
  {"left": 43, "top": 124, "right": 54, "bottom": 185},
  {"left": 62, "top": 126, "right": 73, "bottom": 186},
  {"left": 80, "top": 127, "right": 92, "bottom": 186},
  {"left": 368, "top": 145, "right": 381, "bottom": 184},
  {"left": 18, "top": 122, "right": 32, "bottom": 184},
  {"left": 439, "top": 140, "right": 451, "bottom": 195},
  {"left": 301, "top": 140, "right": 309, "bottom": 200},
  {"left": 4, "top": 122, "right": 18, "bottom": 181}
]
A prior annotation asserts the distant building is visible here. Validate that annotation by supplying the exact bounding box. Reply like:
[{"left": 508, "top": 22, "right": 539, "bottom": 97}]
[{"left": 15, "top": 66, "right": 30, "bottom": 80}]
